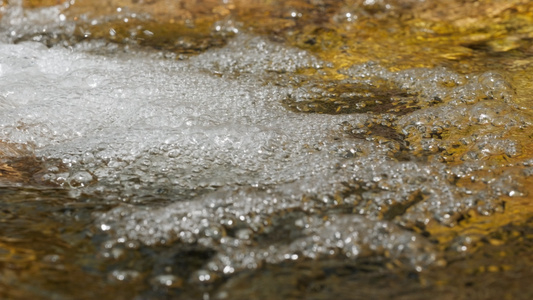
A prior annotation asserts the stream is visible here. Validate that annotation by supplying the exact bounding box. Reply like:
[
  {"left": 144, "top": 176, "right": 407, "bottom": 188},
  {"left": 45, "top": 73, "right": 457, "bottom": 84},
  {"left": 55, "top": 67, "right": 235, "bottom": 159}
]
[{"left": 1, "top": 1, "right": 533, "bottom": 299}]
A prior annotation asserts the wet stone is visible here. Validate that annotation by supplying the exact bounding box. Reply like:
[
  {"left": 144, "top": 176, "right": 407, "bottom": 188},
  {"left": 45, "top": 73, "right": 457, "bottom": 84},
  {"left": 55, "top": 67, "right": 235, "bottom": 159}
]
[{"left": 282, "top": 82, "right": 421, "bottom": 115}]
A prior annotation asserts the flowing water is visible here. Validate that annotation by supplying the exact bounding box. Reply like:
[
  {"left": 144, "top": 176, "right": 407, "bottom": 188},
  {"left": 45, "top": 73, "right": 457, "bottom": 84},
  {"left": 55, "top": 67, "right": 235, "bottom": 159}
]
[{"left": 0, "top": 1, "right": 533, "bottom": 299}]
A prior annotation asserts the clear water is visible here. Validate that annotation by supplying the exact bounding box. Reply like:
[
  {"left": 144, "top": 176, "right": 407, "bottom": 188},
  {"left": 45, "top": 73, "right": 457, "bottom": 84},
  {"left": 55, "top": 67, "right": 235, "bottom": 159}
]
[{"left": 1, "top": 1, "right": 532, "bottom": 299}]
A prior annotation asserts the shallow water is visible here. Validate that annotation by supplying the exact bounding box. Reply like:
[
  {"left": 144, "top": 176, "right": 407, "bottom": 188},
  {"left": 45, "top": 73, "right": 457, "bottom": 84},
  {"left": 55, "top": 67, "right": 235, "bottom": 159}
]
[{"left": 1, "top": 1, "right": 533, "bottom": 299}]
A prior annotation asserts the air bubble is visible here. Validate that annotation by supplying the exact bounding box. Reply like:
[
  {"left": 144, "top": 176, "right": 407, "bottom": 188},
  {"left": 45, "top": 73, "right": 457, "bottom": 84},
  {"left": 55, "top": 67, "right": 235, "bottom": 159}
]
[
  {"left": 151, "top": 274, "right": 183, "bottom": 288},
  {"left": 109, "top": 270, "right": 140, "bottom": 282},
  {"left": 192, "top": 270, "right": 216, "bottom": 284},
  {"left": 67, "top": 171, "right": 94, "bottom": 187}
]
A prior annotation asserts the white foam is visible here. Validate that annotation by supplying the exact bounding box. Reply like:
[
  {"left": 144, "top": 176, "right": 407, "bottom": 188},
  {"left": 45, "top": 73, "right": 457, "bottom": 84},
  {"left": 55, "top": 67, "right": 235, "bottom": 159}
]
[{"left": 0, "top": 36, "right": 371, "bottom": 193}]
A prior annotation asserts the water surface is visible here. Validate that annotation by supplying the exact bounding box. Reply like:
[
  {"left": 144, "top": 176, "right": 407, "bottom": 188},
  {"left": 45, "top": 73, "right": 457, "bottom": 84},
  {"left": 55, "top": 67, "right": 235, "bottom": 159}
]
[{"left": 1, "top": 1, "right": 533, "bottom": 299}]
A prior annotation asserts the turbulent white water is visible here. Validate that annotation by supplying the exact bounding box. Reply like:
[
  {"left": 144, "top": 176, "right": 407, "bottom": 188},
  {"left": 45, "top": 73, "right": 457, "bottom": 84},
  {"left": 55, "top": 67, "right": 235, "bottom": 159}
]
[{"left": 0, "top": 2, "right": 531, "bottom": 287}]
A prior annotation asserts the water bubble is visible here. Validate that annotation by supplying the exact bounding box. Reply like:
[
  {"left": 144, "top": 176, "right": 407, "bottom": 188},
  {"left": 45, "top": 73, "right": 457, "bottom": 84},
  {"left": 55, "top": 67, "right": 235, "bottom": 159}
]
[
  {"left": 151, "top": 274, "right": 183, "bottom": 288},
  {"left": 192, "top": 270, "right": 216, "bottom": 284},
  {"left": 235, "top": 228, "right": 252, "bottom": 240},
  {"left": 109, "top": 270, "right": 141, "bottom": 282},
  {"left": 67, "top": 171, "right": 94, "bottom": 187}
]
